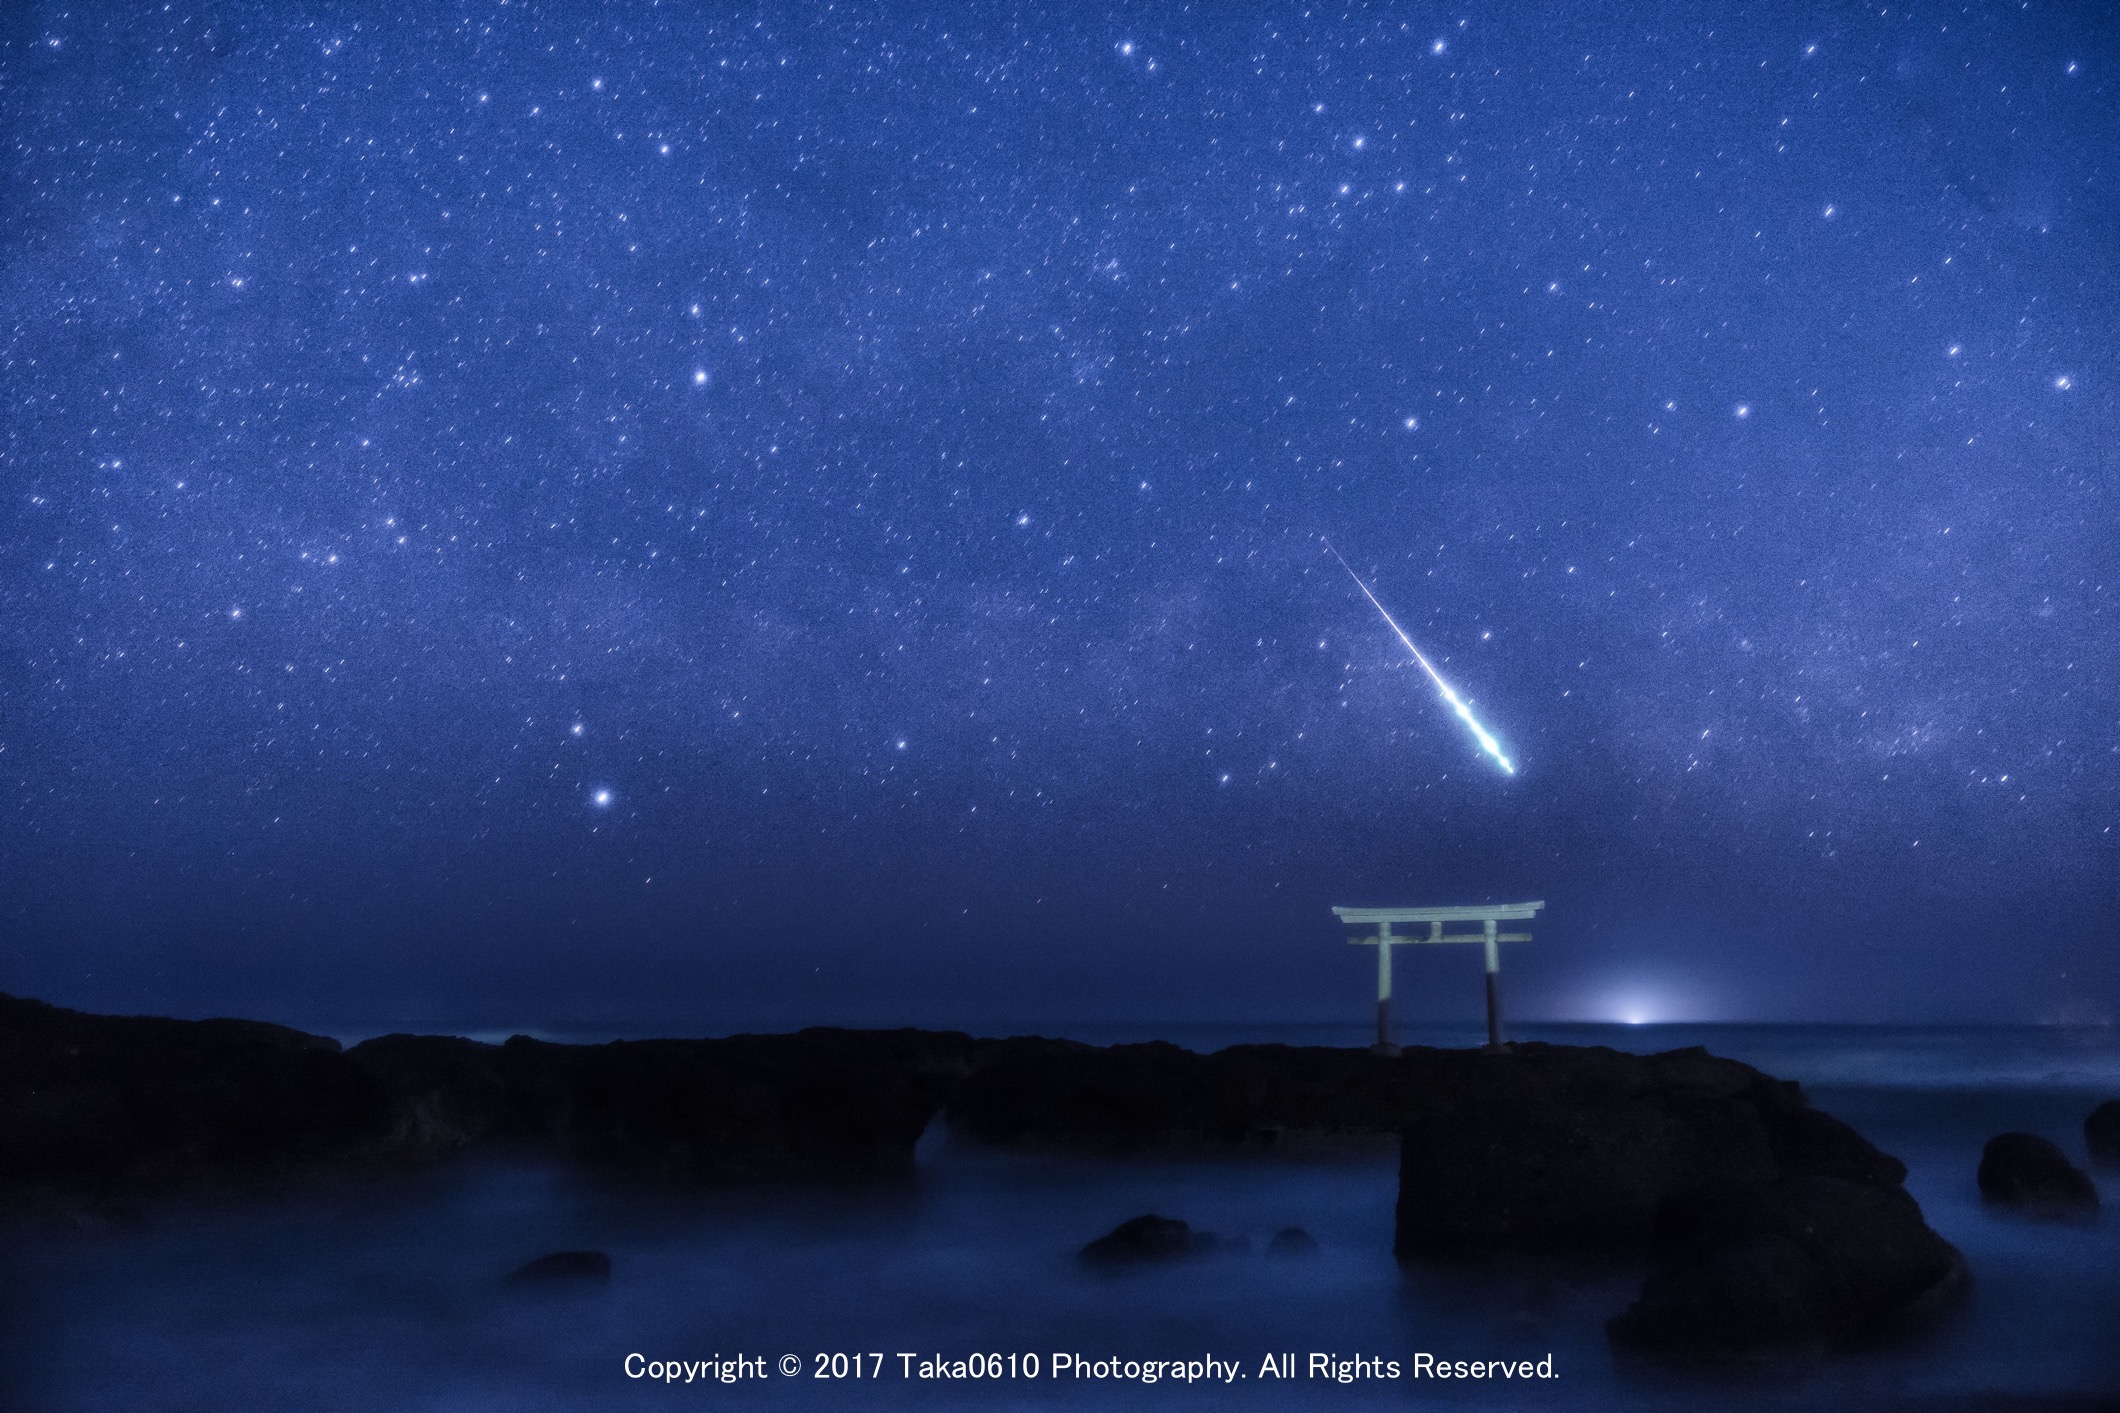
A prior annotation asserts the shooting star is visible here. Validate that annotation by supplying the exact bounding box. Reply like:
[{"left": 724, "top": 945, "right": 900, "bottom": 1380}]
[{"left": 1325, "top": 543, "right": 1516, "bottom": 775}]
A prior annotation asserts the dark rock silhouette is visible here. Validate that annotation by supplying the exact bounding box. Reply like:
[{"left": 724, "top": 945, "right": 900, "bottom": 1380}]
[
  {"left": 0, "top": 991, "right": 1959, "bottom": 1363},
  {"left": 508, "top": 1250, "right": 612, "bottom": 1283},
  {"left": 949, "top": 1037, "right": 1424, "bottom": 1150},
  {"left": 0, "top": 992, "right": 393, "bottom": 1200},
  {"left": 1608, "top": 1177, "right": 1962, "bottom": 1359},
  {"left": 1385, "top": 1042, "right": 1960, "bottom": 1359},
  {"left": 1079, "top": 1214, "right": 1219, "bottom": 1266},
  {"left": 1267, "top": 1226, "right": 1319, "bottom": 1257},
  {"left": 1393, "top": 1043, "right": 1904, "bottom": 1258},
  {"left": 1977, "top": 1133, "right": 2099, "bottom": 1217},
  {"left": 2084, "top": 1101, "right": 2120, "bottom": 1171}
]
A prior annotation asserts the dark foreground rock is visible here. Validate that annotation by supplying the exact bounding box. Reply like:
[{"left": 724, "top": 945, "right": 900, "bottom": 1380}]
[
  {"left": 2084, "top": 1101, "right": 2120, "bottom": 1171},
  {"left": 509, "top": 1250, "right": 612, "bottom": 1282},
  {"left": 0, "top": 991, "right": 1957, "bottom": 1363},
  {"left": 1393, "top": 1043, "right": 1904, "bottom": 1257},
  {"left": 1268, "top": 1226, "right": 1319, "bottom": 1257},
  {"left": 949, "top": 1036, "right": 1426, "bottom": 1149},
  {"left": 1079, "top": 1214, "right": 1221, "bottom": 1266},
  {"left": 1977, "top": 1133, "right": 2099, "bottom": 1217},
  {"left": 1608, "top": 1177, "right": 1963, "bottom": 1358},
  {"left": 1387, "top": 1043, "right": 1961, "bottom": 1360},
  {"left": 0, "top": 992, "right": 393, "bottom": 1200},
  {"left": 0, "top": 993, "right": 978, "bottom": 1198}
]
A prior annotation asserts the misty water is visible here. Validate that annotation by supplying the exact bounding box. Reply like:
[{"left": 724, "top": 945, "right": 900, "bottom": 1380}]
[{"left": 8, "top": 1024, "right": 2120, "bottom": 1410}]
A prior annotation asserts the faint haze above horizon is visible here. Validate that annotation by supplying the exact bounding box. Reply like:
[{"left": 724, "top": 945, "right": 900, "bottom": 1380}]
[{"left": 1, "top": 1, "right": 2114, "bottom": 1033}]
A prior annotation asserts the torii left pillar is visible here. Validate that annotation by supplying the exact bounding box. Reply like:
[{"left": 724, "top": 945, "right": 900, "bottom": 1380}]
[
  {"left": 1369, "top": 922, "right": 1404, "bottom": 1055},
  {"left": 1478, "top": 919, "right": 1503, "bottom": 1051}
]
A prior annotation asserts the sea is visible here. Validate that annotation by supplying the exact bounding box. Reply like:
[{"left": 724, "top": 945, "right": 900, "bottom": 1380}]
[{"left": 7, "top": 1022, "right": 2119, "bottom": 1411}]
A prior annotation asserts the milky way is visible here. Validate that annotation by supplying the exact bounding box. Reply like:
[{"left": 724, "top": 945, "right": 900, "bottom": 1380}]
[{"left": 1, "top": 4, "right": 2113, "bottom": 1028}]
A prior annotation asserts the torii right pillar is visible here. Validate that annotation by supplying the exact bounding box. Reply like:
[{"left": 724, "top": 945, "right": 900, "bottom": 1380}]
[{"left": 1331, "top": 902, "right": 1545, "bottom": 1054}]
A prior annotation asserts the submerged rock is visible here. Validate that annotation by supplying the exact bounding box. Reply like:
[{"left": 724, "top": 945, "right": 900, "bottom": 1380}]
[
  {"left": 1079, "top": 1214, "right": 1221, "bottom": 1267},
  {"left": 508, "top": 1250, "right": 612, "bottom": 1283},
  {"left": 1267, "top": 1226, "right": 1319, "bottom": 1257},
  {"left": 2084, "top": 1101, "right": 2120, "bottom": 1171},
  {"left": 1977, "top": 1133, "right": 2099, "bottom": 1217}
]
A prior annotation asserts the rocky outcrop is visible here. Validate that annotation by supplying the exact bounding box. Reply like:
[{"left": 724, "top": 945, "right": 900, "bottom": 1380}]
[
  {"left": 1607, "top": 1177, "right": 1962, "bottom": 1358},
  {"left": 0, "top": 992, "right": 393, "bottom": 1200},
  {"left": 1391, "top": 1043, "right": 1904, "bottom": 1257},
  {"left": 948, "top": 1036, "right": 1442, "bottom": 1149},
  {"left": 2084, "top": 1101, "right": 2120, "bottom": 1171},
  {"left": 1268, "top": 1226, "right": 1319, "bottom": 1257},
  {"left": 1977, "top": 1133, "right": 2099, "bottom": 1217},
  {"left": 0, "top": 993, "right": 979, "bottom": 1198},
  {"left": 1382, "top": 1043, "right": 1960, "bottom": 1360},
  {"left": 508, "top": 1250, "right": 612, "bottom": 1283},
  {"left": 0, "top": 991, "right": 1960, "bottom": 1364},
  {"left": 1079, "top": 1214, "right": 1223, "bottom": 1266},
  {"left": 352, "top": 1026, "right": 979, "bottom": 1181}
]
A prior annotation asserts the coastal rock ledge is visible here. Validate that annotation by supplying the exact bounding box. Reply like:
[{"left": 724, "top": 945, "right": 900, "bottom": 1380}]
[
  {"left": 1390, "top": 1042, "right": 1962, "bottom": 1358},
  {"left": 0, "top": 993, "right": 1958, "bottom": 1360}
]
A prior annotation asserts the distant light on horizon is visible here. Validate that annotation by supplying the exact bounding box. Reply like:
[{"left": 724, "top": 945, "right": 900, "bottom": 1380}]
[{"left": 1575, "top": 978, "right": 1719, "bottom": 1027}]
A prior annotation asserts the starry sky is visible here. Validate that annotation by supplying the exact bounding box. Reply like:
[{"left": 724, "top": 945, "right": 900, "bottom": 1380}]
[{"left": 2, "top": 2, "right": 2114, "bottom": 1034}]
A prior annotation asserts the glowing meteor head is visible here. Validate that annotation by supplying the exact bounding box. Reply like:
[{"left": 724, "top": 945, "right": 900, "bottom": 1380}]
[{"left": 1327, "top": 542, "right": 1518, "bottom": 777}]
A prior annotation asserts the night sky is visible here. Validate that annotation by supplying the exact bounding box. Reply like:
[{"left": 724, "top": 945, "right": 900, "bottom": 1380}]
[{"left": 2, "top": 3, "right": 2114, "bottom": 1035}]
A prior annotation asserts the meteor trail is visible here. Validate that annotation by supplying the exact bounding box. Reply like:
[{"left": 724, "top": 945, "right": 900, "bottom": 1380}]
[{"left": 1324, "top": 543, "right": 1517, "bottom": 775}]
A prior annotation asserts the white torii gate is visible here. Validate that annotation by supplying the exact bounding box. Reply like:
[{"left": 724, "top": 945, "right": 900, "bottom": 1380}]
[{"left": 1332, "top": 901, "right": 1545, "bottom": 1055}]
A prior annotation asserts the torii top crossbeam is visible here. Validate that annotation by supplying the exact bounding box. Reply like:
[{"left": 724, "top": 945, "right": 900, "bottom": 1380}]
[
  {"left": 1332, "top": 903, "right": 1545, "bottom": 925},
  {"left": 1332, "top": 900, "right": 1545, "bottom": 1055}
]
